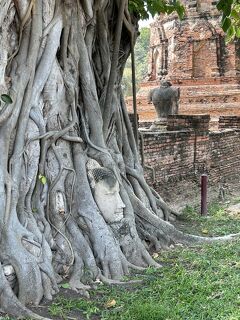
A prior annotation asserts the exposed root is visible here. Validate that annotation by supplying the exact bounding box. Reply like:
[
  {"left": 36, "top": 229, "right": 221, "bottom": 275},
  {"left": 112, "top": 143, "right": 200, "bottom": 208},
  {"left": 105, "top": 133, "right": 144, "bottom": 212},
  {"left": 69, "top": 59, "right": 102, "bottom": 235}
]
[
  {"left": 99, "top": 274, "right": 143, "bottom": 285},
  {"left": 0, "top": 265, "right": 51, "bottom": 320},
  {"left": 1, "top": 1, "right": 238, "bottom": 319},
  {"left": 127, "top": 262, "right": 146, "bottom": 271}
]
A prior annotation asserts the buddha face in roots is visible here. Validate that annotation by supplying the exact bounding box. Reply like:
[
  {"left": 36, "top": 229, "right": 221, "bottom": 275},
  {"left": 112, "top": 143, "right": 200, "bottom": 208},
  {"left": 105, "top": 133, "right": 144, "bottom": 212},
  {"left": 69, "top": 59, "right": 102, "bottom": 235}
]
[{"left": 89, "top": 167, "right": 125, "bottom": 223}]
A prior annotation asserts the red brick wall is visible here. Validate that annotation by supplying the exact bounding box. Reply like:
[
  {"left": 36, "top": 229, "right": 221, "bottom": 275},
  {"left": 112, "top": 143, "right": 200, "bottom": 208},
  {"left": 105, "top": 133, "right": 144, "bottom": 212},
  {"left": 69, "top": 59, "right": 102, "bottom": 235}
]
[
  {"left": 219, "top": 116, "right": 240, "bottom": 129},
  {"left": 140, "top": 115, "right": 240, "bottom": 191},
  {"left": 209, "top": 130, "right": 240, "bottom": 183},
  {"left": 167, "top": 114, "right": 210, "bottom": 131}
]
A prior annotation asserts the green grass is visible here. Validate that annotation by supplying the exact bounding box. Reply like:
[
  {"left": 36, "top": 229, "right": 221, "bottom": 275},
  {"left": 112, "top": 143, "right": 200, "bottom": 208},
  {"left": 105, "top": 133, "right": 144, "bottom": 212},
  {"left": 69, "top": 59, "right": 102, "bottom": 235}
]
[
  {"left": 47, "top": 239, "right": 240, "bottom": 320},
  {"left": 178, "top": 200, "right": 240, "bottom": 236},
  {"left": 45, "top": 199, "right": 240, "bottom": 320},
  {"left": 1, "top": 199, "right": 240, "bottom": 320},
  {"left": 48, "top": 297, "right": 100, "bottom": 319}
]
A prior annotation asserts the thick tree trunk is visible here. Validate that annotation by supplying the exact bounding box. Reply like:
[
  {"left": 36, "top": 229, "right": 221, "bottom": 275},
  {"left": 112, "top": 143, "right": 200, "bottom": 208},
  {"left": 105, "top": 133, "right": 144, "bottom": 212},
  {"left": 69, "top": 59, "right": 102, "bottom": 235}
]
[{"left": 0, "top": 1, "right": 238, "bottom": 318}]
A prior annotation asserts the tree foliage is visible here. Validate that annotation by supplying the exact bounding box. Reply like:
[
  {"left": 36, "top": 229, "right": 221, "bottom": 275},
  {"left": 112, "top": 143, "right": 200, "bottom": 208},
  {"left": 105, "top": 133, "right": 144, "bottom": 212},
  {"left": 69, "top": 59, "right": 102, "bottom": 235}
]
[
  {"left": 217, "top": 0, "right": 240, "bottom": 41},
  {"left": 129, "top": 0, "right": 185, "bottom": 19}
]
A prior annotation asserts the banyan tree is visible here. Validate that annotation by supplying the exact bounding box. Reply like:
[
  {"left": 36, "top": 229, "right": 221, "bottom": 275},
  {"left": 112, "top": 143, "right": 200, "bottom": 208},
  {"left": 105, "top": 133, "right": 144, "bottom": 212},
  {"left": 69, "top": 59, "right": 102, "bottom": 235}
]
[{"left": 0, "top": 0, "right": 238, "bottom": 318}]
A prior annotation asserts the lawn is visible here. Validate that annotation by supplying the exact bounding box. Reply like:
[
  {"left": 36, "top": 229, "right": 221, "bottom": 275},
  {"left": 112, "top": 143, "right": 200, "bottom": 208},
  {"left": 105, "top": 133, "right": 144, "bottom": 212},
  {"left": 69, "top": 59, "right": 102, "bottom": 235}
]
[{"left": 1, "top": 200, "right": 240, "bottom": 320}]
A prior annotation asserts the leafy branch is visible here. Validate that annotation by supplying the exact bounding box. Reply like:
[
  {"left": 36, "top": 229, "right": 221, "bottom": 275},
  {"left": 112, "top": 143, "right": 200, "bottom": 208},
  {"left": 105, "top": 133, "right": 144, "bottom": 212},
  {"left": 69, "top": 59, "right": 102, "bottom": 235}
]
[
  {"left": 128, "top": 0, "right": 185, "bottom": 20},
  {"left": 217, "top": 0, "right": 240, "bottom": 41}
]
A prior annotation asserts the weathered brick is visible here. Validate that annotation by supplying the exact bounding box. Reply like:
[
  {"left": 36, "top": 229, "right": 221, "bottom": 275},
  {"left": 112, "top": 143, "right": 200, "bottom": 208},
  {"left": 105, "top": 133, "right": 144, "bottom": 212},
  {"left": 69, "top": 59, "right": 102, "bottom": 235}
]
[{"left": 140, "top": 126, "right": 240, "bottom": 189}]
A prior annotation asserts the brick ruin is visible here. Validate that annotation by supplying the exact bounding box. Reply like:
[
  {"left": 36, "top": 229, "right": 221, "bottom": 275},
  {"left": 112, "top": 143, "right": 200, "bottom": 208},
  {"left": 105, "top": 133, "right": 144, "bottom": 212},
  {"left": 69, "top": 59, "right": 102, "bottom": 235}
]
[
  {"left": 138, "top": 115, "right": 240, "bottom": 195},
  {"left": 127, "top": 0, "right": 240, "bottom": 124},
  {"left": 126, "top": 1, "right": 240, "bottom": 196}
]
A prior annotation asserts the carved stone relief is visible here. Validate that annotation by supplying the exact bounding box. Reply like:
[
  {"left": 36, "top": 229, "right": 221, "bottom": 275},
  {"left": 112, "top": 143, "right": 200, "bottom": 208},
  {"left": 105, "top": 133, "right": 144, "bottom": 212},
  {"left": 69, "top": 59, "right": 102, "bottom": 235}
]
[{"left": 87, "top": 159, "right": 125, "bottom": 223}]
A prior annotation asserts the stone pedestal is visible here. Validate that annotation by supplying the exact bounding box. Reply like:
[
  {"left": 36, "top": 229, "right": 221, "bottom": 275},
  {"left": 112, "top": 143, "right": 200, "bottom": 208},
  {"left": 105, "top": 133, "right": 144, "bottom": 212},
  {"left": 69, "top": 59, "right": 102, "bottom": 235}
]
[{"left": 149, "top": 118, "right": 167, "bottom": 131}]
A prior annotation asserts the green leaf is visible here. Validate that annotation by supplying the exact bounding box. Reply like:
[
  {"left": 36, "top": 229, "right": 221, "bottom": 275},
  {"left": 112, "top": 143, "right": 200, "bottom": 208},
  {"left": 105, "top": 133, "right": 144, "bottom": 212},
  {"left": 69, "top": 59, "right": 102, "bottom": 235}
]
[
  {"left": 146, "top": 0, "right": 166, "bottom": 16},
  {"left": 38, "top": 174, "right": 47, "bottom": 185},
  {"left": 1, "top": 94, "right": 13, "bottom": 104},
  {"left": 226, "top": 25, "right": 236, "bottom": 41},
  {"left": 175, "top": 2, "right": 185, "bottom": 19},
  {"left": 59, "top": 283, "right": 70, "bottom": 289},
  {"left": 217, "top": 0, "right": 233, "bottom": 11},
  {"left": 129, "top": 0, "right": 148, "bottom": 19},
  {"left": 166, "top": 1, "right": 185, "bottom": 19},
  {"left": 217, "top": 0, "right": 226, "bottom": 11},
  {"left": 41, "top": 176, "right": 47, "bottom": 185},
  {"left": 230, "top": 9, "right": 239, "bottom": 20},
  {"left": 217, "top": 0, "right": 233, "bottom": 17},
  {"left": 222, "top": 16, "right": 232, "bottom": 32},
  {"left": 235, "top": 27, "right": 240, "bottom": 37},
  {"left": 128, "top": 0, "right": 185, "bottom": 19}
]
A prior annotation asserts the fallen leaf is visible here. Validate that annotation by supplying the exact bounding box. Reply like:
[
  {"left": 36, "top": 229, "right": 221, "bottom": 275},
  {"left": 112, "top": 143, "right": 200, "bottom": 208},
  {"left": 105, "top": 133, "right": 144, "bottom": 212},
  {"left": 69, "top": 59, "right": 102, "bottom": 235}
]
[
  {"left": 201, "top": 229, "right": 209, "bottom": 234},
  {"left": 105, "top": 299, "right": 116, "bottom": 308},
  {"left": 175, "top": 243, "right": 184, "bottom": 247},
  {"left": 94, "top": 278, "right": 102, "bottom": 284}
]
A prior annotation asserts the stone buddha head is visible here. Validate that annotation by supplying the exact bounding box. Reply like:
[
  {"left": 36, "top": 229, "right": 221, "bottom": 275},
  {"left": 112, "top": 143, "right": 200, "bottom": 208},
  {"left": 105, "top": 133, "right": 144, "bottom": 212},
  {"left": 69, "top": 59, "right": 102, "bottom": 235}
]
[{"left": 87, "top": 160, "right": 125, "bottom": 223}]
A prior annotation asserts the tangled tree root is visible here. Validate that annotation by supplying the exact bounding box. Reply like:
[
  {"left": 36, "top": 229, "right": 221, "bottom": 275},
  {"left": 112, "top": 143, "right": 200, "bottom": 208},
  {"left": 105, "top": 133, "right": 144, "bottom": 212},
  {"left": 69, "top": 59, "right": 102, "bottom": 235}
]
[{"left": 0, "top": 0, "right": 239, "bottom": 318}]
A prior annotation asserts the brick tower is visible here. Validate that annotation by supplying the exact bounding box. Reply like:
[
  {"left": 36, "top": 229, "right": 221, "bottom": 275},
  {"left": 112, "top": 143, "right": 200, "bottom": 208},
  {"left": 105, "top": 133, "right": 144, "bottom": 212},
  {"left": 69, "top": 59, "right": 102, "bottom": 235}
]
[{"left": 131, "top": 0, "right": 240, "bottom": 124}]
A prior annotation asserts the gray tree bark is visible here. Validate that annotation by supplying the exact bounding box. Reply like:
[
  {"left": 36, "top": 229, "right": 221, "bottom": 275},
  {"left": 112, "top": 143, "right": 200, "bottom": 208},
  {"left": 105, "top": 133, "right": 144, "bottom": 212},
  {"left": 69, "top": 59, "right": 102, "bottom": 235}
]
[{"left": 0, "top": 1, "right": 238, "bottom": 318}]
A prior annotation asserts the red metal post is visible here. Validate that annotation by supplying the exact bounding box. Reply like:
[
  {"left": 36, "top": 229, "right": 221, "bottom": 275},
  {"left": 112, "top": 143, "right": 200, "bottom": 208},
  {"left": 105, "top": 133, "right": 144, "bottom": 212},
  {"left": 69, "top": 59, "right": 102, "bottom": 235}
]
[{"left": 201, "top": 174, "right": 208, "bottom": 215}]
